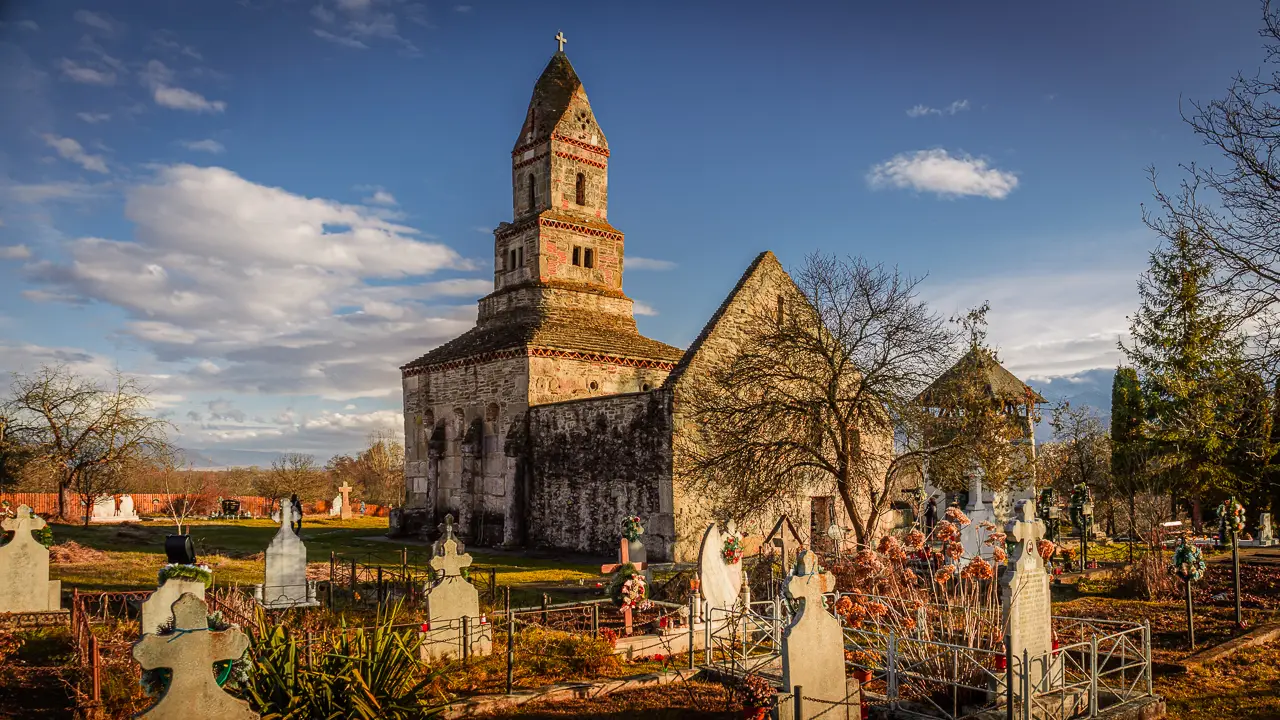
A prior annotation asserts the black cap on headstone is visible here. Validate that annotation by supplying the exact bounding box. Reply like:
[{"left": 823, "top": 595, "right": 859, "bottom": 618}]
[{"left": 165, "top": 534, "right": 196, "bottom": 564}]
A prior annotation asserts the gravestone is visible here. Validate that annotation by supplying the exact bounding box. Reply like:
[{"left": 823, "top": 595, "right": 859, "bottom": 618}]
[
  {"left": 338, "top": 481, "right": 353, "bottom": 520},
  {"left": 270, "top": 507, "right": 281, "bottom": 524},
  {"left": 1000, "top": 500, "right": 1054, "bottom": 699},
  {"left": 421, "top": 515, "right": 491, "bottom": 661},
  {"left": 779, "top": 549, "right": 858, "bottom": 720},
  {"left": 141, "top": 576, "right": 207, "bottom": 636},
  {"left": 118, "top": 495, "right": 139, "bottom": 521},
  {"left": 1260, "top": 513, "right": 1274, "bottom": 546},
  {"left": 91, "top": 496, "right": 117, "bottom": 522},
  {"left": 696, "top": 522, "right": 743, "bottom": 626},
  {"left": 255, "top": 500, "right": 317, "bottom": 609},
  {"left": 329, "top": 494, "right": 342, "bottom": 517},
  {"left": 959, "top": 473, "right": 995, "bottom": 563},
  {"left": 133, "top": 593, "right": 258, "bottom": 720},
  {"left": 764, "top": 515, "right": 805, "bottom": 569},
  {"left": 0, "top": 505, "right": 62, "bottom": 612}
]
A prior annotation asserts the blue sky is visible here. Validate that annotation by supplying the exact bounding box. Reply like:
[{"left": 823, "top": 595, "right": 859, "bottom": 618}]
[{"left": 0, "top": 0, "right": 1268, "bottom": 461}]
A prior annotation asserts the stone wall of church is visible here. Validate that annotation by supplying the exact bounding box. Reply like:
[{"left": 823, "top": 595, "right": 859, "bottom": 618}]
[
  {"left": 528, "top": 355, "right": 670, "bottom": 406},
  {"left": 523, "top": 390, "right": 674, "bottom": 560},
  {"left": 402, "top": 356, "right": 528, "bottom": 545}
]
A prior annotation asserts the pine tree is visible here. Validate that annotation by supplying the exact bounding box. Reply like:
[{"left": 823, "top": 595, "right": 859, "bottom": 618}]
[
  {"left": 1121, "top": 230, "right": 1246, "bottom": 522},
  {"left": 1225, "top": 371, "right": 1274, "bottom": 527},
  {"left": 1110, "top": 367, "right": 1151, "bottom": 538}
]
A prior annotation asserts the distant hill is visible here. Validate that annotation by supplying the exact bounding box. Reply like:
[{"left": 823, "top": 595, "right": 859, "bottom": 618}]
[
  {"left": 175, "top": 447, "right": 292, "bottom": 470},
  {"left": 1026, "top": 367, "right": 1116, "bottom": 443}
]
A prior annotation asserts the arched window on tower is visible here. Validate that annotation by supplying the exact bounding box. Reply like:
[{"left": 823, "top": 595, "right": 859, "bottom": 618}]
[
  {"left": 575, "top": 173, "right": 586, "bottom": 205},
  {"left": 526, "top": 173, "right": 536, "bottom": 212}
]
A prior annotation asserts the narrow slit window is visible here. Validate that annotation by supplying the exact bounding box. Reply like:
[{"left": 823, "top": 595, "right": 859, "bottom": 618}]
[
  {"left": 584, "top": 248, "right": 595, "bottom": 269},
  {"left": 572, "top": 246, "right": 581, "bottom": 266},
  {"left": 575, "top": 173, "right": 586, "bottom": 205},
  {"left": 776, "top": 295, "right": 785, "bottom": 324},
  {"left": 509, "top": 249, "right": 517, "bottom": 271},
  {"left": 517, "top": 246, "right": 524, "bottom": 267},
  {"left": 526, "top": 174, "right": 536, "bottom": 212}
]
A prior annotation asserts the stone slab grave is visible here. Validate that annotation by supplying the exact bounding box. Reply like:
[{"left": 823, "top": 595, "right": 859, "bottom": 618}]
[
  {"left": 254, "top": 499, "right": 318, "bottom": 609},
  {"left": 0, "top": 505, "right": 63, "bottom": 613},
  {"left": 338, "top": 481, "right": 353, "bottom": 520},
  {"left": 133, "top": 592, "right": 258, "bottom": 720},
  {"left": 421, "top": 514, "right": 492, "bottom": 661},
  {"left": 776, "top": 549, "right": 858, "bottom": 720},
  {"left": 90, "top": 496, "right": 116, "bottom": 522},
  {"left": 329, "top": 493, "right": 342, "bottom": 517},
  {"left": 1241, "top": 513, "right": 1275, "bottom": 547}
]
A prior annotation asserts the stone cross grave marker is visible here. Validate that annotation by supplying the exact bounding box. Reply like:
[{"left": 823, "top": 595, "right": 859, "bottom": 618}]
[
  {"left": 423, "top": 514, "right": 491, "bottom": 661},
  {"left": 258, "top": 499, "right": 316, "bottom": 608},
  {"left": 338, "top": 481, "right": 353, "bottom": 520},
  {"left": 781, "top": 549, "right": 857, "bottom": 720},
  {"left": 0, "top": 505, "right": 61, "bottom": 612},
  {"left": 600, "top": 531, "right": 648, "bottom": 636},
  {"left": 1000, "top": 499, "right": 1053, "bottom": 699},
  {"left": 133, "top": 592, "right": 258, "bottom": 720}
]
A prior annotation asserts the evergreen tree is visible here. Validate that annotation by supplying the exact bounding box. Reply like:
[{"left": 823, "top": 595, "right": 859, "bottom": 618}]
[
  {"left": 1110, "top": 366, "right": 1151, "bottom": 538},
  {"left": 1121, "top": 230, "right": 1246, "bottom": 524},
  {"left": 1225, "top": 372, "right": 1274, "bottom": 528}
]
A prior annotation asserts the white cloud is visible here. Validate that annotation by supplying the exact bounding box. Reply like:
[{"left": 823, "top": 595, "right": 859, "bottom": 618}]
[
  {"left": 180, "top": 139, "right": 226, "bottom": 154},
  {"left": 154, "top": 86, "right": 226, "bottom": 113},
  {"left": 626, "top": 256, "right": 676, "bottom": 271},
  {"left": 141, "top": 60, "right": 226, "bottom": 114},
  {"left": 0, "top": 245, "right": 32, "bottom": 260},
  {"left": 364, "top": 189, "right": 396, "bottom": 206},
  {"left": 42, "top": 134, "right": 109, "bottom": 174},
  {"left": 906, "top": 99, "right": 970, "bottom": 118},
  {"left": 22, "top": 164, "right": 475, "bottom": 401},
  {"left": 150, "top": 30, "right": 202, "bottom": 61},
  {"left": 73, "top": 10, "right": 119, "bottom": 35},
  {"left": 59, "top": 58, "right": 116, "bottom": 86},
  {"left": 633, "top": 301, "right": 658, "bottom": 316},
  {"left": 310, "top": 1, "right": 419, "bottom": 54},
  {"left": 77, "top": 111, "right": 111, "bottom": 123},
  {"left": 866, "top": 149, "right": 1018, "bottom": 200},
  {"left": 3, "top": 180, "right": 103, "bottom": 204}
]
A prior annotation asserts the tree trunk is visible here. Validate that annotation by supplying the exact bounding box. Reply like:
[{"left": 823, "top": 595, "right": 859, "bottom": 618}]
[{"left": 1192, "top": 495, "right": 1203, "bottom": 534}]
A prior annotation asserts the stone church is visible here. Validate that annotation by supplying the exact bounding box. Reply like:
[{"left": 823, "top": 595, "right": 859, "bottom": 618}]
[{"left": 395, "top": 45, "right": 862, "bottom": 562}]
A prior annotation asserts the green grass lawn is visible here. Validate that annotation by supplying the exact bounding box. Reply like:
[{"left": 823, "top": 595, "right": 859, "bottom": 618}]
[{"left": 46, "top": 516, "right": 601, "bottom": 596}]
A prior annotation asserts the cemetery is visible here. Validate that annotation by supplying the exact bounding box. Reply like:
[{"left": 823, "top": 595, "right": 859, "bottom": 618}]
[{"left": 3, "top": 492, "right": 1279, "bottom": 720}]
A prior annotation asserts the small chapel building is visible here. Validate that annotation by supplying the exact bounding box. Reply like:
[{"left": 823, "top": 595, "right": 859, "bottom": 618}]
[{"left": 395, "top": 43, "right": 861, "bottom": 562}]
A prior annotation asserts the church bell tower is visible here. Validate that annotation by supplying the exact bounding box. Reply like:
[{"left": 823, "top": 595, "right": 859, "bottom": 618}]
[{"left": 481, "top": 33, "right": 635, "bottom": 326}]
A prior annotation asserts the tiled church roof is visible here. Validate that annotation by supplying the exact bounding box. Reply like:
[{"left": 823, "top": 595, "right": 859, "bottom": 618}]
[
  {"left": 401, "top": 310, "right": 683, "bottom": 372},
  {"left": 918, "top": 347, "right": 1047, "bottom": 406}
]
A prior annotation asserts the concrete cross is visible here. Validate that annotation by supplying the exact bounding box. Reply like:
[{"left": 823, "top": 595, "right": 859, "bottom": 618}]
[
  {"left": 555, "top": 31, "right": 567, "bottom": 52},
  {"left": 277, "top": 498, "right": 295, "bottom": 533},
  {"left": 786, "top": 549, "right": 834, "bottom": 606},
  {"left": 338, "top": 481, "right": 353, "bottom": 506},
  {"left": 1009, "top": 500, "right": 1045, "bottom": 546},
  {"left": 601, "top": 535, "right": 648, "bottom": 636},
  {"left": 431, "top": 514, "right": 472, "bottom": 578},
  {"left": 133, "top": 593, "right": 255, "bottom": 720},
  {"left": 1, "top": 504, "right": 45, "bottom": 542}
]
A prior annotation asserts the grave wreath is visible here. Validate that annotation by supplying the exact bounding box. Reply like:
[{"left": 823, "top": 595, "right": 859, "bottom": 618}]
[
  {"left": 622, "top": 515, "right": 644, "bottom": 543},
  {"left": 606, "top": 562, "right": 652, "bottom": 612},
  {"left": 159, "top": 562, "right": 214, "bottom": 587},
  {"left": 722, "top": 535, "right": 744, "bottom": 564},
  {"left": 1217, "top": 497, "right": 1246, "bottom": 535},
  {"left": 1170, "top": 538, "right": 1206, "bottom": 582}
]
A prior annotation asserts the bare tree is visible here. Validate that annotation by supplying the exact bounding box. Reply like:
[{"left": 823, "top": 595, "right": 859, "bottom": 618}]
[
  {"left": 680, "top": 253, "right": 1011, "bottom": 546},
  {"left": 255, "top": 453, "right": 324, "bottom": 511},
  {"left": 326, "top": 431, "right": 405, "bottom": 507},
  {"left": 158, "top": 456, "right": 214, "bottom": 535},
  {"left": 3, "top": 365, "right": 171, "bottom": 522}
]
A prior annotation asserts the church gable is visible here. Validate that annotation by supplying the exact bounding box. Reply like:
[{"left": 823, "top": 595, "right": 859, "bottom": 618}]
[{"left": 663, "top": 251, "right": 803, "bottom": 392}]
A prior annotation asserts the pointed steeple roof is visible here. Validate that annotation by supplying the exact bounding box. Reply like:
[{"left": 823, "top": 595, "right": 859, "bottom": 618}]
[{"left": 514, "top": 52, "right": 606, "bottom": 151}]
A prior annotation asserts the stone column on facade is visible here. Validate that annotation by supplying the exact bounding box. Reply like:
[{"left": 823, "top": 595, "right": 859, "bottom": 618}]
[
  {"left": 425, "top": 447, "right": 441, "bottom": 525},
  {"left": 501, "top": 412, "right": 527, "bottom": 547}
]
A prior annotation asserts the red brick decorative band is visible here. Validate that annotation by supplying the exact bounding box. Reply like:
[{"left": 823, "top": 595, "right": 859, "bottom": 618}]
[
  {"left": 514, "top": 153, "right": 548, "bottom": 170},
  {"left": 538, "top": 217, "right": 623, "bottom": 241},
  {"left": 551, "top": 133, "right": 609, "bottom": 157},
  {"left": 403, "top": 347, "right": 676, "bottom": 376},
  {"left": 553, "top": 150, "right": 607, "bottom": 170}
]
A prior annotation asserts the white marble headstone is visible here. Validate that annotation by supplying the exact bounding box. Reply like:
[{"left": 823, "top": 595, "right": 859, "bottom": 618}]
[
  {"left": 1260, "top": 513, "right": 1274, "bottom": 546},
  {"left": 117, "top": 495, "right": 138, "bottom": 520},
  {"left": 329, "top": 494, "right": 342, "bottom": 517},
  {"left": 421, "top": 515, "right": 491, "bottom": 661},
  {"left": 696, "top": 522, "right": 742, "bottom": 624},
  {"left": 257, "top": 499, "right": 316, "bottom": 609},
  {"left": 91, "top": 496, "right": 117, "bottom": 521},
  {"left": 1000, "top": 500, "right": 1054, "bottom": 698}
]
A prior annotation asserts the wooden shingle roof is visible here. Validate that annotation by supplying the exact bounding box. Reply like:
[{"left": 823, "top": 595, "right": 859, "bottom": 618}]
[{"left": 918, "top": 348, "right": 1046, "bottom": 407}]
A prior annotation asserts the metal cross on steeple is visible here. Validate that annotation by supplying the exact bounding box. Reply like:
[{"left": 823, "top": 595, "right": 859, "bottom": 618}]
[{"left": 555, "top": 31, "right": 567, "bottom": 52}]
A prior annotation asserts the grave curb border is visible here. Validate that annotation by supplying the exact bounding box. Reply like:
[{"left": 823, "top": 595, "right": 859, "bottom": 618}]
[{"left": 437, "top": 667, "right": 701, "bottom": 718}]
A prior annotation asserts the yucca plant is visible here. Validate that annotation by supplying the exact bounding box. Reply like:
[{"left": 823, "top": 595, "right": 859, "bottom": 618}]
[{"left": 239, "top": 601, "right": 447, "bottom": 719}]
